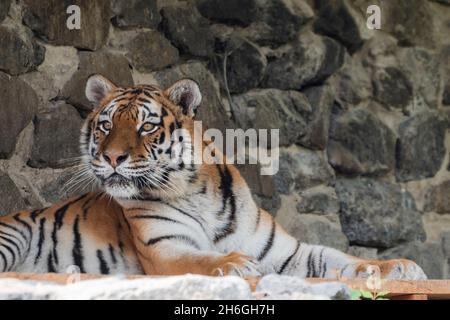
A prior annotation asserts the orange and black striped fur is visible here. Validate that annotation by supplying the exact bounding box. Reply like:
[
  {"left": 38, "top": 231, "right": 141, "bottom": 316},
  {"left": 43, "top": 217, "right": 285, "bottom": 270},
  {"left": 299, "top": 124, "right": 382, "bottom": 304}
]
[{"left": 0, "top": 75, "right": 427, "bottom": 279}]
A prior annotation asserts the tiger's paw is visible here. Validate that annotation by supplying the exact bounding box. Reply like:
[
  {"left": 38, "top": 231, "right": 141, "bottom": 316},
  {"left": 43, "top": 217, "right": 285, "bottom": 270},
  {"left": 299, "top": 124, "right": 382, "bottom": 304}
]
[
  {"left": 212, "top": 252, "right": 261, "bottom": 277},
  {"left": 354, "top": 259, "right": 427, "bottom": 280}
]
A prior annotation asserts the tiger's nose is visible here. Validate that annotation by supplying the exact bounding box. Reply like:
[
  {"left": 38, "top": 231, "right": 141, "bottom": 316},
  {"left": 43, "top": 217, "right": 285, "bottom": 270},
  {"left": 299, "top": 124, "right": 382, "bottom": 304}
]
[{"left": 103, "top": 150, "right": 129, "bottom": 168}]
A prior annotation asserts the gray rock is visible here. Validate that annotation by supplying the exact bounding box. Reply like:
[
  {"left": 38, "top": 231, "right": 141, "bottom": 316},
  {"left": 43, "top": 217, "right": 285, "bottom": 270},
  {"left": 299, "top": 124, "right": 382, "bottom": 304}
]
[
  {"left": 0, "top": 0, "right": 11, "bottom": 22},
  {"left": 380, "top": 0, "right": 437, "bottom": 48},
  {"left": 424, "top": 181, "right": 450, "bottom": 214},
  {"left": 274, "top": 148, "right": 335, "bottom": 194},
  {"left": 62, "top": 51, "right": 134, "bottom": 112},
  {"left": 0, "top": 171, "right": 28, "bottom": 215},
  {"left": 301, "top": 84, "right": 335, "bottom": 150},
  {"left": 28, "top": 103, "right": 84, "bottom": 169},
  {"left": 335, "top": 178, "right": 426, "bottom": 248},
  {"left": 232, "top": 85, "right": 334, "bottom": 150},
  {"left": 32, "top": 168, "right": 89, "bottom": 205},
  {"left": 334, "top": 54, "right": 372, "bottom": 106},
  {"left": 284, "top": 214, "right": 349, "bottom": 252},
  {"left": 379, "top": 242, "right": 445, "bottom": 279},
  {"left": 432, "top": 0, "right": 450, "bottom": 4},
  {"left": 256, "top": 275, "right": 351, "bottom": 300},
  {"left": 328, "top": 108, "right": 396, "bottom": 176},
  {"left": 196, "top": 0, "right": 258, "bottom": 26},
  {"left": 313, "top": 0, "right": 367, "bottom": 52},
  {"left": 396, "top": 111, "right": 447, "bottom": 182},
  {"left": 0, "top": 275, "right": 253, "bottom": 300},
  {"left": 372, "top": 67, "right": 413, "bottom": 111},
  {"left": 153, "top": 62, "right": 233, "bottom": 135},
  {"left": 441, "top": 231, "right": 450, "bottom": 257},
  {"left": 0, "top": 73, "right": 38, "bottom": 159},
  {"left": 126, "top": 30, "right": 179, "bottom": 72},
  {"left": 254, "top": 0, "right": 312, "bottom": 46},
  {"left": 23, "top": 0, "right": 110, "bottom": 50},
  {"left": 263, "top": 31, "right": 345, "bottom": 90},
  {"left": 198, "top": 0, "right": 313, "bottom": 46},
  {"left": 296, "top": 186, "right": 339, "bottom": 215},
  {"left": 0, "top": 23, "right": 45, "bottom": 75},
  {"left": 347, "top": 246, "right": 378, "bottom": 260},
  {"left": 236, "top": 164, "right": 280, "bottom": 215},
  {"left": 444, "top": 81, "right": 450, "bottom": 105},
  {"left": 231, "top": 89, "right": 311, "bottom": 147},
  {"left": 161, "top": 3, "right": 214, "bottom": 57},
  {"left": 397, "top": 48, "right": 442, "bottom": 111},
  {"left": 111, "top": 0, "right": 161, "bottom": 29},
  {"left": 219, "top": 37, "right": 267, "bottom": 93}
]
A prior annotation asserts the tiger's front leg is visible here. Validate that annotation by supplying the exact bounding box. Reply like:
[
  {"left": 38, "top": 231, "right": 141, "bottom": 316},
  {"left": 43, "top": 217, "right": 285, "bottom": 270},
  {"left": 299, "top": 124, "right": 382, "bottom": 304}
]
[
  {"left": 136, "top": 242, "right": 259, "bottom": 277},
  {"left": 122, "top": 204, "right": 260, "bottom": 277}
]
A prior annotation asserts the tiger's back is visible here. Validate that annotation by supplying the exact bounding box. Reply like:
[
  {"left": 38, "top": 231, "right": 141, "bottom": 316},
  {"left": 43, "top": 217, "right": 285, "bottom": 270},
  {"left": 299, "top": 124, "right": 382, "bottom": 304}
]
[{"left": 0, "top": 192, "right": 142, "bottom": 274}]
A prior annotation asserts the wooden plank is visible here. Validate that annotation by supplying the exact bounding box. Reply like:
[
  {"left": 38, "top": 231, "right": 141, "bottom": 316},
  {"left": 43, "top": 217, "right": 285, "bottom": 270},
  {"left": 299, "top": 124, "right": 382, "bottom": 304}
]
[
  {"left": 0, "top": 273, "right": 449, "bottom": 300},
  {"left": 390, "top": 294, "right": 428, "bottom": 300},
  {"left": 305, "top": 278, "right": 450, "bottom": 300}
]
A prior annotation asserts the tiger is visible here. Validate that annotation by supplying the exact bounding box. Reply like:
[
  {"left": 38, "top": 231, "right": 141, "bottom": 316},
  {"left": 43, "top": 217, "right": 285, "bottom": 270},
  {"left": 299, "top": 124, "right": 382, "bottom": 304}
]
[{"left": 0, "top": 74, "right": 427, "bottom": 280}]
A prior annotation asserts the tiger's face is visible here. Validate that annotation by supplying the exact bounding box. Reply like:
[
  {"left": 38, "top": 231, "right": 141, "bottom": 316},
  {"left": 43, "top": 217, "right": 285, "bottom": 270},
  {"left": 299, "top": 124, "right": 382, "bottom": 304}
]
[{"left": 81, "top": 74, "right": 202, "bottom": 199}]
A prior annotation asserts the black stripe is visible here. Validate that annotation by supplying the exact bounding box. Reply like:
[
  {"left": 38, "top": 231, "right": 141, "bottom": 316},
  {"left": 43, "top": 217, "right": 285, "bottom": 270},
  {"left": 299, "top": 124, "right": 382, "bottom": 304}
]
[
  {"left": 278, "top": 241, "right": 300, "bottom": 274},
  {"left": 13, "top": 214, "right": 32, "bottom": 236},
  {"left": 317, "top": 248, "right": 325, "bottom": 277},
  {"left": 254, "top": 209, "right": 262, "bottom": 232},
  {"left": 306, "top": 251, "right": 314, "bottom": 277},
  {"left": 161, "top": 202, "right": 207, "bottom": 234},
  {"left": 146, "top": 235, "right": 200, "bottom": 250},
  {"left": 0, "top": 236, "right": 21, "bottom": 260},
  {"left": 1, "top": 242, "right": 16, "bottom": 269},
  {"left": 0, "top": 229, "right": 25, "bottom": 250},
  {"left": 141, "top": 90, "right": 154, "bottom": 99},
  {"left": 168, "top": 122, "right": 175, "bottom": 135},
  {"left": 257, "top": 217, "right": 276, "bottom": 261},
  {"left": 137, "top": 97, "right": 151, "bottom": 104},
  {"left": 158, "top": 131, "right": 166, "bottom": 144},
  {"left": 130, "top": 215, "right": 180, "bottom": 224},
  {"left": 47, "top": 253, "right": 56, "bottom": 272},
  {"left": 214, "top": 165, "right": 237, "bottom": 243},
  {"left": 51, "top": 194, "right": 89, "bottom": 265},
  {"left": 0, "top": 250, "right": 7, "bottom": 271},
  {"left": 108, "top": 244, "right": 117, "bottom": 265},
  {"left": 0, "top": 222, "right": 27, "bottom": 242},
  {"left": 96, "top": 250, "right": 110, "bottom": 274},
  {"left": 13, "top": 215, "right": 32, "bottom": 256},
  {"left": 72, "top": 215, "right": 85, "bottom": 273},
  {"left": 30, "top": 208, "right": 46, "bottom": 223},
  {"left": 34, "top": 218, "right": 46, "bottom": 265},
  {"left": 310, "top": 250, "right": 317, "bottom": 277},
  {"left": 321, "top": 262, "right": 327, "bottom": 277}
]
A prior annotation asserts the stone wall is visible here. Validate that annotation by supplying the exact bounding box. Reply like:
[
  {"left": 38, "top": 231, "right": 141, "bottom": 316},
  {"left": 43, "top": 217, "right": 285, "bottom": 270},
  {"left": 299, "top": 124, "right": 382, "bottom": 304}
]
[{"left": 0, "top": 0, "right": 449, "bottom": 278}]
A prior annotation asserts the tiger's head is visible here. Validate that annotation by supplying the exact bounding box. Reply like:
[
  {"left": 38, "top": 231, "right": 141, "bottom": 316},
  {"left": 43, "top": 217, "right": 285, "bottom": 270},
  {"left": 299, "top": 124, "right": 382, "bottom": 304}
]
[{"left": 81, "top": 74, "right": 202, "bottom": 199}]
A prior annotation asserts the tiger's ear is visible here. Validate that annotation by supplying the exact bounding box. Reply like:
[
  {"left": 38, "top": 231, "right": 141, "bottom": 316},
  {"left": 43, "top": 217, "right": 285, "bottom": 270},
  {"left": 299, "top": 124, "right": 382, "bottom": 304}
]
[
  {"left": 164, "top": 79, "right": 202, "bottom": 117},
  {"left": 85, "top": 74, "right": 117, "bottom": 105}
]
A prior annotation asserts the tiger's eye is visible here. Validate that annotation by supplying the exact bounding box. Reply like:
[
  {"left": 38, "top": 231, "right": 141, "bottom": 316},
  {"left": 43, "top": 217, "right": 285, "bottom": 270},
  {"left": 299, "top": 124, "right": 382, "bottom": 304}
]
[
  {"left": 101, "top": 121, "right": 112, "bottom": 131},
  {"left": 142, "top": 123, "right": 154, "bottom": 131}
]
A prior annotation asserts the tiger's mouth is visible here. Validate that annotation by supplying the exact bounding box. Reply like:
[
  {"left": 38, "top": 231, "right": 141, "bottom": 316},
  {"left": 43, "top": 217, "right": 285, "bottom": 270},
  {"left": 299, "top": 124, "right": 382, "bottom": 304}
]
[
  {"left": 104, "top": 173, "right": 130, "bottom": 186},
  {"left": 100, "top": 173, "right": 140, "bottom": 198}
]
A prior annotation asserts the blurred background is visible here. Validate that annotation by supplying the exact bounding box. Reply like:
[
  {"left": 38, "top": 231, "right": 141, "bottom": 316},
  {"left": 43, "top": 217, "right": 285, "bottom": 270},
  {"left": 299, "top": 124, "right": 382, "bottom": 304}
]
[{"left": 0, "top": 0, "right": 449, "bottom": 278}]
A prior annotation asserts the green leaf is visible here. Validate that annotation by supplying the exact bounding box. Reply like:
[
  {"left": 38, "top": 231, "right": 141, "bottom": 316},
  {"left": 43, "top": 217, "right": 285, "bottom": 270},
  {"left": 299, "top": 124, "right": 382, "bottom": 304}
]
[
  {"left": 350, "top": 290, "right": 362, "bottom": 300},
  {"left": 376, "top": 291, "right": 390, "bottom": 298},
  {"left": 361, "top": 290, "right": 374, "bottom": 299}
]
